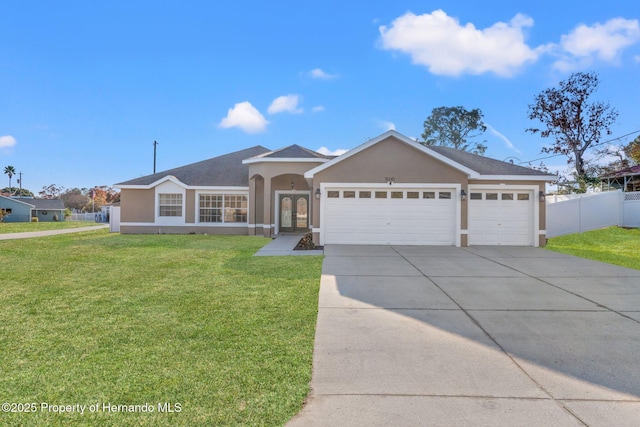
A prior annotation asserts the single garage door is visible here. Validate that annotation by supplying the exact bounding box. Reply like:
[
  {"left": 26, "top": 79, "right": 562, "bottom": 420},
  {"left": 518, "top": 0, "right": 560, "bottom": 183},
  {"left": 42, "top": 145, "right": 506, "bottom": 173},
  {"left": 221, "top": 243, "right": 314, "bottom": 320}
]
[
  {"left": 323, "top": 188, "right": 456, "bottom": 245},
  {"left": 468, "top": 190, "right": 534, "bottom": 246}
]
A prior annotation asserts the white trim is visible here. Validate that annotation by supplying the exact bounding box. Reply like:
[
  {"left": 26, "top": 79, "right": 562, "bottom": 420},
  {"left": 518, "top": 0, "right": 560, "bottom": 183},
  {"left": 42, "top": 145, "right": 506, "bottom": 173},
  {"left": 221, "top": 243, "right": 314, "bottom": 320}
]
[
  {"left": 274, "top": 190, "right": 311, "bottom": 235},
  {"left": 188, "top": 186, "right": 250, "bottom": 191},
  {"left": 155, "top": 182, "right": 186, "bottom": 226},
  {"left": 120, "top": 222, "right": 249, "bottom": 228},
  {"left": 474, "top": 174, "right": 556, "bottom": 182},
  {"left": 468, "top": 184, "right": 540, "bottom": 247},
  {"left": 316, "top": 182, "right": 460, "bottom": 189},
  {"left": 194, "top": 190, "right": 250, "bottom": 226},
  {"left": 116, "top": 177, "right": 249, "bottom": 190},
  {"left": 242, "top": 158, "right": 329, "bottom": 164},
  {"left": 304, "top": 130, "right": 479, "bottom": 179},
  {"left": 319, "top": 182, "right": 462, "bottom": 246},
  {"left": 263, "top": 224, "right": 272, "bottom": 229}
]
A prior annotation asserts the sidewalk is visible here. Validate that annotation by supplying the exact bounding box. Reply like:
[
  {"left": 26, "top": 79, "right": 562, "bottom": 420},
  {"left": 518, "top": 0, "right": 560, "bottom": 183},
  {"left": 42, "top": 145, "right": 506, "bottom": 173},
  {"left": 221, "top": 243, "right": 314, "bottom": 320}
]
[
  {"left": 254, "top": 235, "right": 324, "bottom": 256},
  {"left": 0, "top": 224, "right": 109, "bottom": 240}
]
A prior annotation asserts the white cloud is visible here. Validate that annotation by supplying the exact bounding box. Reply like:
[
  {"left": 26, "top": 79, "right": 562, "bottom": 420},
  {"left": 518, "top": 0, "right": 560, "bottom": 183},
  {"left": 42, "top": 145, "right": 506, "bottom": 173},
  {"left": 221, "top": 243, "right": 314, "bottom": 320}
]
[
  {"left": 268, "top": 94, "right": 303, "bottom": 115},
  {"left": 316, "top": 146, "right": 348, "bottom": 156},
  {"left": 485, "top": 123, "right": 520, "bottom": 153},
  {"left": 378, "top": 10, "right": 543, "bottom": 77},
  {"left": 312, "top": 105, "right": 325, "bottom": 113},
  {"left": 554, "top": 18, "right": 640, "bottom": 71},
  {"left": 309, "top": 68, "right": 339, "bottom": 80},
  {"left": 218, "top": 102, "right": 268, "bottom": 134},
  {"left": 0, "top": 135, "right": 16, "bottom": 148}
]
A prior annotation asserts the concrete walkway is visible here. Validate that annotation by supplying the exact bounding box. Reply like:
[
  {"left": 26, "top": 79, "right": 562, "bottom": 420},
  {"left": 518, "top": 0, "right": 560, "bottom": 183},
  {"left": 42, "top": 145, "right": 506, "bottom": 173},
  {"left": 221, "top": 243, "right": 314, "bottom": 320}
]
[
  {"left": 254, "top": 235, "right": 324, "bottom": 256},
  {"left": 288, "top": 245, "right": 640, "bottom": 426},
  {"left": 0, "top": 224, "right": 109, "bottom": 240}
]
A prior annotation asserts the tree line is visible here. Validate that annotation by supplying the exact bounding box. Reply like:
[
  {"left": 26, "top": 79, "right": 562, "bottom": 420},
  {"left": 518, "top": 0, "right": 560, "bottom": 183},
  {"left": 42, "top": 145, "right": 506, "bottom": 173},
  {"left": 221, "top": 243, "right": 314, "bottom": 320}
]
[{"left": 1, "top": 171, "right": 120, "bottom": 212}]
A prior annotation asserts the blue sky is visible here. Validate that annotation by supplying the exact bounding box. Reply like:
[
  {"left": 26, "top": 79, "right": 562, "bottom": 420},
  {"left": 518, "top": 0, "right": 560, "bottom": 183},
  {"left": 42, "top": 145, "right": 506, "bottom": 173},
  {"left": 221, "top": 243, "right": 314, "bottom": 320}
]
[{"left": 1, "top": 1, "right": 639, "bottom": 193}]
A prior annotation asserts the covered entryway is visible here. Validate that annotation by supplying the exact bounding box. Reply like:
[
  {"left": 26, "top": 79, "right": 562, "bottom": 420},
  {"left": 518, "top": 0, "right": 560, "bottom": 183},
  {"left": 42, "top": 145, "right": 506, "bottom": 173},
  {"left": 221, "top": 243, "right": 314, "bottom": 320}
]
[
  {"left": 322, "top": 187, "right": 457, "bottom": 245},
  {"left": 279, "top": 194, "right": 309, "bottom": 233},
  {"left": 468, "top": 189, "right": 535, "bottom": 246}
]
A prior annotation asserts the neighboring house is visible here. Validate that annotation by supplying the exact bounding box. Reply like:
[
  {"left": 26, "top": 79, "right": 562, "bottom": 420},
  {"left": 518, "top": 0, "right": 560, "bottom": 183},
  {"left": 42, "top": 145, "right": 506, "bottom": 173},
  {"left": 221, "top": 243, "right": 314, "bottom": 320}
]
[
  {"left": 115, "top": 130, "right": 556, "bottom": 246},
  {"left": 0, "top": 196, "right": 66, "bottom": 222},
  {"left": 601, "top": 165, "right": 640, "bottom": 192}
]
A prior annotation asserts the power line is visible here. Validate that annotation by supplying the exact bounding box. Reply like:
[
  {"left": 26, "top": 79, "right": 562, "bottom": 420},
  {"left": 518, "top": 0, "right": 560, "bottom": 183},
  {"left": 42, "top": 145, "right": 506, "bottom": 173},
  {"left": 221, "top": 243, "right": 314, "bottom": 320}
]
[{"left": 518, "top": 128, "right": 640, "bottom": 165}]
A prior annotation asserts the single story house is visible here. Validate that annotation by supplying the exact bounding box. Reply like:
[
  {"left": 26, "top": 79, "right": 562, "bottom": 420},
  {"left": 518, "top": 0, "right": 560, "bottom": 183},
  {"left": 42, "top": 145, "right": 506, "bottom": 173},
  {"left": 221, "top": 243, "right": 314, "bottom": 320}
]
[
  {"left": 115, "top": 130, "right": 556, "bottom": 246},
  {"left": 0, "top": 196, "right": 66, "bottom": 222}
]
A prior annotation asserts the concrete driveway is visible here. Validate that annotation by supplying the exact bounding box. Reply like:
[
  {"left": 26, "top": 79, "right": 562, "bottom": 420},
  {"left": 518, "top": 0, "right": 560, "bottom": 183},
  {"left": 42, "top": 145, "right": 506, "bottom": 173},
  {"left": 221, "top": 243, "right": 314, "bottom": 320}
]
[{"left": 287, "top": 245, "right": 640, "bottom": 426}]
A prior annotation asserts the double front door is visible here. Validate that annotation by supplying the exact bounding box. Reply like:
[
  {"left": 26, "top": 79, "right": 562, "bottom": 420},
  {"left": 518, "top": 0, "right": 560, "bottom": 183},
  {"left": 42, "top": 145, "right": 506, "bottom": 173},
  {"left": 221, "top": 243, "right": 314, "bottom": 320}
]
[{"left": 279, "top": 194, "right": 309, "bottom": 232}]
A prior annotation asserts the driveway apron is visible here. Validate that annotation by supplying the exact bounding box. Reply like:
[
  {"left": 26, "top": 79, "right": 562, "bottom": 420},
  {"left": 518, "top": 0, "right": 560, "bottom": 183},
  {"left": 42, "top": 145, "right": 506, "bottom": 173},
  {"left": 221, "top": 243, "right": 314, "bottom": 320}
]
[{"left": 287, "top": 245, "right": 640, "bottom": 426}]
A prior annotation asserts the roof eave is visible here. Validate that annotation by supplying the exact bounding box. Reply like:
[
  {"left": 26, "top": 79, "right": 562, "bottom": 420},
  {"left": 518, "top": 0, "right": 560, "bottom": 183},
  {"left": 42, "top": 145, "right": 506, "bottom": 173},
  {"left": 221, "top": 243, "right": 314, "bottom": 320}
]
[
  {"left": 473, "top": 174, "right": 558, "bottom": 182},
  {"left": 242, "top": 158, "right": 330, "bottom": 165},
  {"left": 115, "top": 175, "right": 188, "bottom": 190}
]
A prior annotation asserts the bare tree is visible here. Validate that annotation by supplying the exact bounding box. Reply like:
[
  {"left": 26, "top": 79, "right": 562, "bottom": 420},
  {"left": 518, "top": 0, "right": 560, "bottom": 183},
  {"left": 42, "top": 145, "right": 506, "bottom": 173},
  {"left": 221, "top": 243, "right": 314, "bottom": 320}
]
[{"left": 526, "top": 71, "right": 618, "bottom": 192}]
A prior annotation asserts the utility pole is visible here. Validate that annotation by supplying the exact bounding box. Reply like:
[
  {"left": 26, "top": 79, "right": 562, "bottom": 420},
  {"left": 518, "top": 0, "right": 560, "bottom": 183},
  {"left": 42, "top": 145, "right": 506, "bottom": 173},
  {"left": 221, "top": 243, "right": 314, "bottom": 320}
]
[
  {"left": 18, "top": 172, "right": 22, "bottom": 196},
  {"left": 153, "top": 140, "right": 159, "bottom": 173}
]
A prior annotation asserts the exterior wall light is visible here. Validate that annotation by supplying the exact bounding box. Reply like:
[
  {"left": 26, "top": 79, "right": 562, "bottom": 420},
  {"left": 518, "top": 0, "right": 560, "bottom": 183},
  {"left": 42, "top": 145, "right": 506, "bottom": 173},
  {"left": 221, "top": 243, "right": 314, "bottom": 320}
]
[
  {"left": 460, "top": 189, "right": 467, "bottom": 201},
  {"left": 291, "top": 181, "right": 295, "bottom": 190},
  {"left": 539, "top": 191, "right": 546, "bottom": 202},
  {"left": 315, "top": 188, "right": 321, "bottom": 199}
]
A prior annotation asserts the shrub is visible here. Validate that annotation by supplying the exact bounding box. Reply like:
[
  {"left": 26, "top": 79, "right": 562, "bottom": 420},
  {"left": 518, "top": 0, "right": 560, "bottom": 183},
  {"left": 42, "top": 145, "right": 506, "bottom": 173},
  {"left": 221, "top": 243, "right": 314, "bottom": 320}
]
[
  {"left": 53, "top": 214, "right": 59, "bottom": 222},
  {"left": 31, "top": 217, "right": 39, "bottom": 222}
]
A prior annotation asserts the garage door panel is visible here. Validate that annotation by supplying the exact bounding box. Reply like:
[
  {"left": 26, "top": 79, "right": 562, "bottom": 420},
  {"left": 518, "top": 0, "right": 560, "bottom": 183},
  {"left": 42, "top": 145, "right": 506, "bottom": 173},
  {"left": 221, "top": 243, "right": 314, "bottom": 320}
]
[
  {"left": 323, "top": 187, "right": 456, "bottom": 245},
  {"left": 469, "top": 190, "right": 534, "bottom": 246}
]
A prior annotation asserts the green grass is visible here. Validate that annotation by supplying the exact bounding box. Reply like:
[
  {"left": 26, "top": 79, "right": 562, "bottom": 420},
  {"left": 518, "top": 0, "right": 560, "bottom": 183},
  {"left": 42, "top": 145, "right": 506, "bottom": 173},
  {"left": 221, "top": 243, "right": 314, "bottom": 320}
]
[
  {"left": 0, "top": 231, "right": 322, "bottom": 426},
  {"left": 546, "top": 226, "right": 640, "bottom": 270},
  {"left": 0, "top": 221, "right": 98, "bottom": 233}
]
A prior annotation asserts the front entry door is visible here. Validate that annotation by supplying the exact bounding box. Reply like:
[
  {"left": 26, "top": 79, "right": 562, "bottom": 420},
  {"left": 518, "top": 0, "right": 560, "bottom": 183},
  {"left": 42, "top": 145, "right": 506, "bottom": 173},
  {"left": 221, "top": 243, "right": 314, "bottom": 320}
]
[{"left": 279, "top": 194, "right": 309, "bottom": 232}]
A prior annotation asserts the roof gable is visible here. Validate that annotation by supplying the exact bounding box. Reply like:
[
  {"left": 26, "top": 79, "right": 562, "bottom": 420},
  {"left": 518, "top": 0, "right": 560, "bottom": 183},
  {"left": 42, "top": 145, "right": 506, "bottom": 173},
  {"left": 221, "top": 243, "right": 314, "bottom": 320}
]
[
  {"left": 304, "top": 130, "right": 478, "bottom": 179},
  {"left": 305, "top": 130, "right": 556, "bottom": 181},
  {"left": 243, "top": 144, "right": 332, "bottom": 164},
  {"left": 116, "top": 146, "right": 270, "bottom": 188}
]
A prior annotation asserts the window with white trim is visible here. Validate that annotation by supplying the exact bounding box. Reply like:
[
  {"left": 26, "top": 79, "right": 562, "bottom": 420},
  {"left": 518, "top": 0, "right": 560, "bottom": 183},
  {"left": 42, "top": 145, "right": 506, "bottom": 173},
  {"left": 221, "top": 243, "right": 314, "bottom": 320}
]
[
  {"left": 199, "top": 194, "right": 247, "bottom": 223},
  {"left": 158, "top": 193, "right": 183, "bottom": 217}
]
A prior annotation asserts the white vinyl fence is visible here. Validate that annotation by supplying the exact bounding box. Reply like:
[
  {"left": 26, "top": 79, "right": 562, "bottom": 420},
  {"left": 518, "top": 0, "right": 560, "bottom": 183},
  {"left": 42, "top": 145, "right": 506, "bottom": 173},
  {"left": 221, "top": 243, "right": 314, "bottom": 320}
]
[
  {"left": 69, "top": 213, "right": 104, "bottom": 221},
  {"left": 547, "top": 190, "right": 640, "bottom": 237},
  {"left": 109, "top": 206, "right": 121, "bottom": 232}
]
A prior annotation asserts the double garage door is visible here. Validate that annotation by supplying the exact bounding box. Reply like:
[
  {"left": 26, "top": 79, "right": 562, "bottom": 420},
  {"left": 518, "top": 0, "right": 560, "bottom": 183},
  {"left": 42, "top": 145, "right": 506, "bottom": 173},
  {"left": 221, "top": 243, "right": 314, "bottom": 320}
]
[
  {"left": 323, "top": 187, "right": 456, "bottom": 245},
  {"left": 322, "top": 187, "right": 535, "bottom": 246}
]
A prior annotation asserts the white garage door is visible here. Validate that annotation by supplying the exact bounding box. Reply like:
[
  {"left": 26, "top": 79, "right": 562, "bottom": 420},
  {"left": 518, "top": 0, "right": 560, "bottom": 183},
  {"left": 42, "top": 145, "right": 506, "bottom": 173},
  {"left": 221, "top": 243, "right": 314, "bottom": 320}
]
[
  {"left": 468, "top": 190, "right": 534, "bottom": 246},
  {"left": 323, "top": 188, "right": 456, "bottom": 245}
]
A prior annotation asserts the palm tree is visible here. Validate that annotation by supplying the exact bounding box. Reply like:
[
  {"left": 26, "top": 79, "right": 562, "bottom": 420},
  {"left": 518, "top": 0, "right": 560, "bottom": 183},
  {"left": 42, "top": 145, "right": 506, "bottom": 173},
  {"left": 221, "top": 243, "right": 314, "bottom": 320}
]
[{"left": 4, "top": 165, "right": 16, "bottom": 194}]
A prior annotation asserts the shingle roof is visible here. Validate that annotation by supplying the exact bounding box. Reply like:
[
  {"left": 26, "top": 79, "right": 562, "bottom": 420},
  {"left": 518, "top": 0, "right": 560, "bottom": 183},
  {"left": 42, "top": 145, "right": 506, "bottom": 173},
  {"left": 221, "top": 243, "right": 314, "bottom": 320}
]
[
  {"left": 10, "top": 198, "right": 65, "bottom": 210},
  {"left": 428, "top": 146, "right": 553, "bottom": 176},
  {"left": 116, "top": 146, "right": 270, "bottom": 187},
  {"left": 249, "top": 144, "right": 333, "bottom": 160},
  {"left": 601, "top": 164, "right": 640, "bottom": 178}
]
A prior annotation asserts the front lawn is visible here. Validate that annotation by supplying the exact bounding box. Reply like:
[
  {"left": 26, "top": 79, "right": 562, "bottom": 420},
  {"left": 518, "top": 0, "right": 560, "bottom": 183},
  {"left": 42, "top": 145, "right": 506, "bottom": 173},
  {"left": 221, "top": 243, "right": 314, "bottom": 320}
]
[
  {"left": 0, "top": 231, "right": 322, "bottom": 426},
  {"left": 0, "top": 221, "right": 98, "bottom": 233},
  {"left": 546, "top": 226, "right": 640, "bottom": 270}
]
